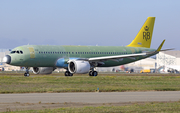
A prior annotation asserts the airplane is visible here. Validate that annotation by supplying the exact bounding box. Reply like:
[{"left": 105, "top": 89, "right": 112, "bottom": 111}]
[{"left": 3, "top": 17, "right": 166, "bottom": 77}]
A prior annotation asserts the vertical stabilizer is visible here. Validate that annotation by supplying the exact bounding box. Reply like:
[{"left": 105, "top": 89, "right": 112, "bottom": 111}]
[{"left": 127, "top": 17, "right": 155, "bottom": 48}]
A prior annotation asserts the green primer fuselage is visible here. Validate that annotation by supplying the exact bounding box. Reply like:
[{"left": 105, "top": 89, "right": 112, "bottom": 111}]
[{"left": 9, "top": 45, "right": 155, "bottom": 68}]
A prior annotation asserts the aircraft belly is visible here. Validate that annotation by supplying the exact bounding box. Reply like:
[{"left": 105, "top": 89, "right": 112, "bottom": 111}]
[
  {"left": 98, "top": 58, "right": 135, "bottom": 67},
  {"left": 98, "top": 55, "right": 146, "bottom": 67}
]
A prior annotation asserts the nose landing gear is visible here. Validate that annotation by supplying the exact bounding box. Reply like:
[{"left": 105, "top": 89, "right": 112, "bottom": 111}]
[{"left": 24, "top": 67, "right": 30, "bottom": 77}]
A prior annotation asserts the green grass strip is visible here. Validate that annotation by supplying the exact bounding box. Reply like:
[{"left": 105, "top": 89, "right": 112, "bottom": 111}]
[
  {"left": 3, "top": 101, "right": 180, "bottom": 113},
  {"left": 0, "top": 75, "right": 180, "bottom": 93}
]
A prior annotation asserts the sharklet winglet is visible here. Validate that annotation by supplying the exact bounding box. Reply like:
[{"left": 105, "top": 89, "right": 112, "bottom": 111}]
[{"left": 157, "top": 40, "right": 165, "bottom": 52}]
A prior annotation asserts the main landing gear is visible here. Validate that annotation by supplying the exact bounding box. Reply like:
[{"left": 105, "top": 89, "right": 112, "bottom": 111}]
[
  {"left": 65, "top": 71, "right": 73, "bottom": 76},
  {"left": 24, "top": 67, "right": 30, "bottom": 77},
  {"left": 89, "top": 70, "right": 98, "bottom": 76}
]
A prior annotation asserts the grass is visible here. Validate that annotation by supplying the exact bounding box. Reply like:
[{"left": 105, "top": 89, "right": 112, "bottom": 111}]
[
  {"left": 0, "top": 73, "right": 180, "bottom": 93},
  {"left": 3, "top": 101, "right": 180, "bottom": 113}
]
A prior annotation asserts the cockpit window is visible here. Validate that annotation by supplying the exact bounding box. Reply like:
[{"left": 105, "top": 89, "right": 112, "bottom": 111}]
[
  {"left": 10, "top": 50, "right": 23, "bottom": 54},
  {"left": 10, "top": 51, "right": 16, "bottom": 54}
]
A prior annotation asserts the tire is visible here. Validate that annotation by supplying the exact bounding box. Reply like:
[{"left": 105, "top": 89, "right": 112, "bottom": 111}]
[
  {"left": 70, "top": 73, "right": 73, "bottom": 76},
  {"left": 24, "top": 73, "right": 30, "bottom": 77},
  {"left": 65, "top": 71, "right": 73, "bottom": 76},
  {"left": 93, "top": 71, "right": 98, "bottom": 76},
  {"left": 89, "top": 71, "right": 93, "bottom": 76},
  {"left": 65, "top": 71, "right": 69, "bottom": 76}
]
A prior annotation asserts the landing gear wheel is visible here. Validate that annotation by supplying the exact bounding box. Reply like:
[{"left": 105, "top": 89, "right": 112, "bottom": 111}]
[
  {"left": 24, "top": 72, "right": 30, "bottom": 77},
  {"left": 24, "top": 67, "right": 30, "bottom": 77},
  {"left": 89, "top": 71, "right": 98, "bottom": 76},
  {"left": 92, "top": 71, "right": 98, "bottom": 76},
  {"left": 89, "top": 71, "right": 93, "bottom": 76},
  {"left": 65, "top": 71, "right": 73, "bottom": 76}
]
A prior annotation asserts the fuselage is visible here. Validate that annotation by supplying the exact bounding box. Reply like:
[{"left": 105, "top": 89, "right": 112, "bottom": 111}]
[{"left": 7, "top": 45, "right": 156, "bottom": 68}]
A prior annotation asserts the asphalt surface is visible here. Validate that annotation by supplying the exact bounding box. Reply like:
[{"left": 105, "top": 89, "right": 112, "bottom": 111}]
[{"left": 1, "top": 91, "right": 180, "bottom": 103}]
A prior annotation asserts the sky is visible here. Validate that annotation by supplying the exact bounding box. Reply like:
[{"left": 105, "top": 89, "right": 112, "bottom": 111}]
[{"left": 0, "top": 0, "right": 180, "bottom": 50}]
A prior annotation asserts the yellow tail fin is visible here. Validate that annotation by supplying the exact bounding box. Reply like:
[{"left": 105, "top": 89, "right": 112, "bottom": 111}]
[{"left": 127, "top": 17, "right": 155, "bottom": 48}]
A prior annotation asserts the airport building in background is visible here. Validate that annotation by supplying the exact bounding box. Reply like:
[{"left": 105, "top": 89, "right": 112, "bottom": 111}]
[{"left": 156, "top": 51, "right": 180, "bottom": 67}]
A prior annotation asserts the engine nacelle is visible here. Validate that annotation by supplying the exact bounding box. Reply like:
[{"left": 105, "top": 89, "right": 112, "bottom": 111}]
[
  {"left": 68, "top": 60, "right": 90, "bottom": 74},
  {"left": 32, "top": 67, "right": 54, "bottom": 74}
]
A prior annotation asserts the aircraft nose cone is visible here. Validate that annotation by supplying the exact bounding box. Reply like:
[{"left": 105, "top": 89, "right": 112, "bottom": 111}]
[{"left": 3, "top": 55, "right": 11, "bottom": 64}]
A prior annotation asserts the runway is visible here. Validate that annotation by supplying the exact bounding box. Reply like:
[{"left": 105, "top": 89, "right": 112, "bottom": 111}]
[{"left": 1, "top": 91, "right": 180, "bottom": 103}]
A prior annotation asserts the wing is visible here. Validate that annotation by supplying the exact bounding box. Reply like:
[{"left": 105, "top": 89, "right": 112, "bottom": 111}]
[{"left": 88, "top": 53, "right": 147, "bottom": 62}]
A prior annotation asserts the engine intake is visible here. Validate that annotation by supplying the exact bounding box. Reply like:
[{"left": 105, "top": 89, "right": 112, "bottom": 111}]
[{"left": 68, "top": 60, "right": 90, "bottom": 74}]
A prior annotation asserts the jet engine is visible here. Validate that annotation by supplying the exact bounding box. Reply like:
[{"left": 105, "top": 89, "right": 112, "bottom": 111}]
[
  {"left": 32, "top": 67, "right": 54, "bottom": 74},
  {"left": 68, "top": 60, "right": 90, "bottom": 74}
]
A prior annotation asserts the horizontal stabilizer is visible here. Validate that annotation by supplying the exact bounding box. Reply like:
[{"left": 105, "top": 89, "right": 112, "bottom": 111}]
[{"left": 159, "top": 48, "right": 174, "bottom": 52}]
